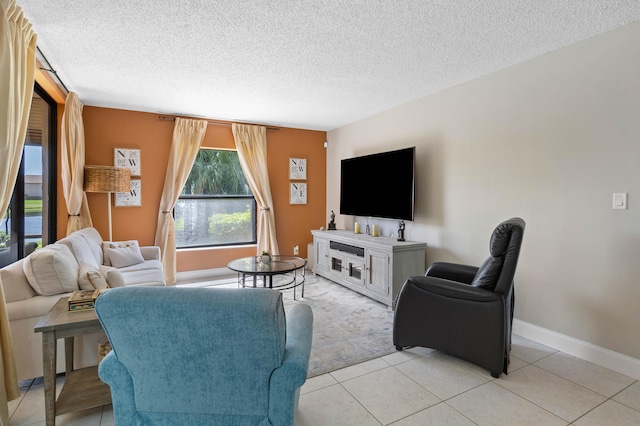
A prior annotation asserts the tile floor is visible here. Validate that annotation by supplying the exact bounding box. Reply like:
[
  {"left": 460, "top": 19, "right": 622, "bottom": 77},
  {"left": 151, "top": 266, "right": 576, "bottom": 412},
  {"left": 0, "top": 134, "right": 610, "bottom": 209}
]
[{"left": 8, "top": 335, "right": 640, "bottom": 425}]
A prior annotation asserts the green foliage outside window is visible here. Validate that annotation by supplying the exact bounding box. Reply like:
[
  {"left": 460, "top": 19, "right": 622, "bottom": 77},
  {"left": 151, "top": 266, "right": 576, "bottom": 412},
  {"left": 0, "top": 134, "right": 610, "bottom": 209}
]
[
  {"left": 208, "top": 210, "right": 252, "bottom": 242},
  {"left": 176, "top": 149, "right": 255, "bottom": 247},
  {"left": 0, "top": 231, "right": 9, "bottom": 249},
  {"left": 183, "top": 150, "right": 251, "bottom": 196}
]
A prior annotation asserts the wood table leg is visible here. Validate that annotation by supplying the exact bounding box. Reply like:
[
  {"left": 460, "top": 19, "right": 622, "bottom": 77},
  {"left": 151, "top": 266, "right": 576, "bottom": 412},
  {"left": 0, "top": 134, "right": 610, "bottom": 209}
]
[
  {"left": 64, "top": 337, "right": 74, "bottom": 373},
  {"left": 42, "top": 331, "right": 57, "bottom": 426}
]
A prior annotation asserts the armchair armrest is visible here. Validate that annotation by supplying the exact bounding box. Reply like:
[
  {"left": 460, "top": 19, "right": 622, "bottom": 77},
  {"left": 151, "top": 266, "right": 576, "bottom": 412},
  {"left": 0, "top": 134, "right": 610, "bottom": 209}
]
[
  {"left": 98, "top": 351, "right": 137, "bottom": 422},
  {"left": 269, "top": 303, "right": 313, "bottom": 424},
  {"left": 408, "top": 275, "right": 503, "bottom": 303},
  {"left": 426, "top": 262, "right": 478, "bottom": 284},
  {"left": 272, "top": 304, "right": 313, "bottom": 387},
  {"left": 139, "top": 246, "right": 161, "bottom": 261}
]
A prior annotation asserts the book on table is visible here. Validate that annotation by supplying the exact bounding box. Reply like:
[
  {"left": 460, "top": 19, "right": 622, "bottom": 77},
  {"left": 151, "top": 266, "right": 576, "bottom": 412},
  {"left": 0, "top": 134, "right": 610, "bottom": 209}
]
[{"left": 68, "top": 289, "right": 101, "bottom": 312}]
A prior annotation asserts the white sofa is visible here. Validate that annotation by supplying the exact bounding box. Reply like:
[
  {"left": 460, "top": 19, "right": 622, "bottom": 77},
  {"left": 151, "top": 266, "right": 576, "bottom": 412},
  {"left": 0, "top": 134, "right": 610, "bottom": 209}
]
[{"left": 0, "top": 227, "right": 165, "bottom": 381}]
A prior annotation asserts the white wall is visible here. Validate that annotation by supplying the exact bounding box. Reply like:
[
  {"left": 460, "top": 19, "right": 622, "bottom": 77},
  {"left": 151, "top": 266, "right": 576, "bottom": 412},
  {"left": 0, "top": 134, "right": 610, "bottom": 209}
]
[{"left": 327, "top": 22, "right": 640, "bottom": 361}]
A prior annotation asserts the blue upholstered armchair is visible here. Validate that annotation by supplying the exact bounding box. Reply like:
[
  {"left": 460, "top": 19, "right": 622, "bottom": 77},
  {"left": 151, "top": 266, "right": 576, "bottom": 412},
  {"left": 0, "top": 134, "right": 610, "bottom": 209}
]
[{"left": 95, "top": 286, "right": 313, "bottom": 425}]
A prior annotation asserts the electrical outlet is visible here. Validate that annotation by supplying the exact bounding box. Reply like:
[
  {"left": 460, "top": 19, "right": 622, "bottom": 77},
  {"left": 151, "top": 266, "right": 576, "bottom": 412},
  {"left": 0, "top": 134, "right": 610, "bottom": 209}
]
[
  {"left": 613, "top": 193, "right": 628, "bottom": 210},
  {"left": 293, "top": 245, "right": 299, "bottom": 255}
]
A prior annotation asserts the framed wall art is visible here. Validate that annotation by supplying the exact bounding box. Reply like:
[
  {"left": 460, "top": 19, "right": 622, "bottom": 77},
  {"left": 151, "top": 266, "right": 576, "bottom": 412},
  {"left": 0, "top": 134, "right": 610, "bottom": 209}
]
[
  {"left": 289, "top": 158, "right": 306, "bottom": 180},
  {"left": 115, "top": 179, "right": 142, "bottom": 207},
  {"left": 290, "top": 182, "right": 307, "bottom": 205},
  {"left": 115, "top": 148, "right": 141, "bottom": 176}
]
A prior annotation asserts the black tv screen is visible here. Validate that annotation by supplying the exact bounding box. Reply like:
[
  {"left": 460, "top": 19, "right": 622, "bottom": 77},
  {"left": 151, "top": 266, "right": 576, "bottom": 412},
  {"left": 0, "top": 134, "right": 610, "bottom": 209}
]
[{"left": 340, "top": 147, "right": 415, "bottom": 221}]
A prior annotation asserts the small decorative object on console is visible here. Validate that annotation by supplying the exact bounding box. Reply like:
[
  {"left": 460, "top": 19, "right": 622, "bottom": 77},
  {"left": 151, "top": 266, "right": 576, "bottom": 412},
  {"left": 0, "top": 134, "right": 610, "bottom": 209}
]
[
  {"left": 327, "top": 210, "right": 337, "bottom": 230},
  {"left": 397, "top": 221, "right": 406, "bottom": 242},
  {"left": 68, "top": 289, "right": 101, "bottom": 312}
]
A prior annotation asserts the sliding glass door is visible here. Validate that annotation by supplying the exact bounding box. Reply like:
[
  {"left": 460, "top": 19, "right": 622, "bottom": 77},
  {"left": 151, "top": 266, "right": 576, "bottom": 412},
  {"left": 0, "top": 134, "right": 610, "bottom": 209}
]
[{"left": 0, "top": 84, "right": 57, "bottom": 268}]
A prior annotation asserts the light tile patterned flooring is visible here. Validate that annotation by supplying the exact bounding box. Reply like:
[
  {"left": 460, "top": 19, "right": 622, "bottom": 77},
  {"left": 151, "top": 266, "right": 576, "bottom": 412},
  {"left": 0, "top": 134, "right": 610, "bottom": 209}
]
[{"left": 8, "top": 335, "right": 640, "bottom": 425}]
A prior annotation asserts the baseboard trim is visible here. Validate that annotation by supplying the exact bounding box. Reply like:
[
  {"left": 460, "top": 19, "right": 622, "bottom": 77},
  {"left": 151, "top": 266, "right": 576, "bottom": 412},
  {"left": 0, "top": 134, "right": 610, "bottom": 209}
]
[
  {"left": 175, "top": 267, "right": 234, "bottom": 284},
  {"left": 513, "top": 319, "right": 640, "bottom": 380}
]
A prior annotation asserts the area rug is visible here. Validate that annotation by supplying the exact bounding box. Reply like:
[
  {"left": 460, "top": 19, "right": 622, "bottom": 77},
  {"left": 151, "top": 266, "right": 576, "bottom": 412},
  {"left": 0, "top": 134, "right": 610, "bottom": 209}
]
[{"left": 179, "top": 273, "right": 396, "bottom": 377}]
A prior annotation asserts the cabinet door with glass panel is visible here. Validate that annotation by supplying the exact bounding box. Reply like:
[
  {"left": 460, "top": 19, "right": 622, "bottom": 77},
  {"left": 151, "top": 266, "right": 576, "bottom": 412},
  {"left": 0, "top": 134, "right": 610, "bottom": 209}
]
[{"left": 345, "top": 254, "right": 366, "bottom": 287}]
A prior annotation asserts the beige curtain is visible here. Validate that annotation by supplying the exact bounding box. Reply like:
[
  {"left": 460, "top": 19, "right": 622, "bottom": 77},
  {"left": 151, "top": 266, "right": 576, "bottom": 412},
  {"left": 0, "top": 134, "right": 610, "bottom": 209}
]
[
  {"left": 0, "top": 0, "right": 37, "bottom": 422},
  {"left": 61, "top": 91, "right": 93, "bottom": 235},
  {"left": 154, "top": 118, "right": 207, "bottom": 285},
  {"left": 232, "top": 123, "right": 279, "bottom": 255}
]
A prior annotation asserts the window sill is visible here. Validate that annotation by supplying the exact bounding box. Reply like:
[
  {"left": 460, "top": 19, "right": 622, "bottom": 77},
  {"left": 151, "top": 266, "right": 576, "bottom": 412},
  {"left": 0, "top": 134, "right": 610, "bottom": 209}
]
[{"left": 177, "top": 244, "right": 257, "bottom": 253}]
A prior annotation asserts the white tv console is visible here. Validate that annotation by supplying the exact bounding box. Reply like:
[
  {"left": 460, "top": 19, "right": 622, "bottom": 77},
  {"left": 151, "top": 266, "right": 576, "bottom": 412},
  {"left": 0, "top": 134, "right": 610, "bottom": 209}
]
[{"left": 311, "top": 230, "right": 426, "bottom": 309}]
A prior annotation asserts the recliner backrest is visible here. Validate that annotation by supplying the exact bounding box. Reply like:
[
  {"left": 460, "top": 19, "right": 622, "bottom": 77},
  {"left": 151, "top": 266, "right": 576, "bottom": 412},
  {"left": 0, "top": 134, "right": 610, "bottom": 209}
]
[{"left": 470, "top": 217, "right": 525, "bottom": 295}]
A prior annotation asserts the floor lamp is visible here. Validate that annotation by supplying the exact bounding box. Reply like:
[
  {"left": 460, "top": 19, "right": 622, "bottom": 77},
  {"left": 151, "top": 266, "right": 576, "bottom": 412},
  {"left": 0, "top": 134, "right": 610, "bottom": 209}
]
[{"left": 84, "top": 165, "right": 131, "bottom": 241}]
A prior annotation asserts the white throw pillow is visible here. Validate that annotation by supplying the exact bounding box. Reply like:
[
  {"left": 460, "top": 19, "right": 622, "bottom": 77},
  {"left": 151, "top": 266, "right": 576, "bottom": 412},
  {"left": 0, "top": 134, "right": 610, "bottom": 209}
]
[
  {"left": 99, "top": 265, "right": 125, "bottom": 288},
  {"left": 78, "top": 263, "right": 108, "bottom": 290},
  {"left": 102, "top": 240, "right": 139, "bottom": 266},
  {"left": 23, "top": 245, "right": 79, "bottom": 296},
  {"left": 104, "top": 244, "right": 145, "bottom": 268}
]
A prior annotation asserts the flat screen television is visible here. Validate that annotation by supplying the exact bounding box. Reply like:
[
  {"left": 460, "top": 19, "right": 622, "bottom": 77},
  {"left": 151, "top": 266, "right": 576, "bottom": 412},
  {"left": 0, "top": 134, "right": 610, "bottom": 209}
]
[{"left": 340, "top": 147, "right": 415, "bottom": 221}]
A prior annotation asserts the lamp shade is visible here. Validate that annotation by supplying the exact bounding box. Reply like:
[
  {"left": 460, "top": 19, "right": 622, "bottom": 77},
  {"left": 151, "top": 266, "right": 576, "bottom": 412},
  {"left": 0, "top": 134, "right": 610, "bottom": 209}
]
[{"left": 84, "top": 165, "right": 131, "bottom": 193}]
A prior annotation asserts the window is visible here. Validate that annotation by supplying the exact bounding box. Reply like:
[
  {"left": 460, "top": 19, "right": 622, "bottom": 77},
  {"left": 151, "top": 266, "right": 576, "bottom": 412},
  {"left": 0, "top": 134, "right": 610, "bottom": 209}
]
[
  {"left": 175, "top": 149, "right": 256, "bottom": 248},
  {"left": 1, "top": 84, "right": 57, "bottom": 267}
]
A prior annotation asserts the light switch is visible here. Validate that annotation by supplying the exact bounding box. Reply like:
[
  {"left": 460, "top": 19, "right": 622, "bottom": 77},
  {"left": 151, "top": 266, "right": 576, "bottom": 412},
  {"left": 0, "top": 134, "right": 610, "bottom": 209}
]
[{"left": 613, "top": 193, "right": 628, "bottom": 210}]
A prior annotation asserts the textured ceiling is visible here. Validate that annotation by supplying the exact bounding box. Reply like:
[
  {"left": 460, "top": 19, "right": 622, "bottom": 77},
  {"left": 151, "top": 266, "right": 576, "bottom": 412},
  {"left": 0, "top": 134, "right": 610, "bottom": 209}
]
[{"left": 18, "top": 1, "right": 640, "bottom": 131}]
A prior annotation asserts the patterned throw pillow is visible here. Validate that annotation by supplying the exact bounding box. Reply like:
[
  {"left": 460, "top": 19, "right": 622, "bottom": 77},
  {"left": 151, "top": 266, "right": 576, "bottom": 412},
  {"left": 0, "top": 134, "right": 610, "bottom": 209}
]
[
  {"left": 102, "top": 240, "right": 141, "bottom": 266},
  {"left": 78, "top": 263, "right": 108, "bottom": 290}
]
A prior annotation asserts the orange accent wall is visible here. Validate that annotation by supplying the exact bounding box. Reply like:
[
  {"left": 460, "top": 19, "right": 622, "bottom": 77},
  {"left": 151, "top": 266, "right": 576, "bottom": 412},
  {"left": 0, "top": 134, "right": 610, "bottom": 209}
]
[{"left": 59, "top": 106, "right": 326, "bottom": 272}]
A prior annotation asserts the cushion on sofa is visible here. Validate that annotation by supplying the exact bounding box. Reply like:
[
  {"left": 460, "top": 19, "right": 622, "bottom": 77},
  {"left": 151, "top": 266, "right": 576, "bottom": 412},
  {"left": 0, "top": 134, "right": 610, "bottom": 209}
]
[
  {"left": 102, "top": 240, "right": 140, "bottom": 266},
  {"left": 99, "top": 265, "right": 126, "bottom": 288},
  {"left": 76, "top": 227, "right": 105, "bottom": 265},
  {"left": 118, "top": 267, "right": 166, "bottom": 286},
  {"left": 75, "top": 227, "right": 103, "bottom": 248},
  {"left": 78, "top": 263, "right": 109, "bottom": 290},
  {"left": 23, "top": 245, "right": 80, "bottom": 296},
  {"left": 105, "top": 243, "right": 145, "bottom": 268},
  {"left": 58, "top": 233, "right": 101, "bottom": 269}
]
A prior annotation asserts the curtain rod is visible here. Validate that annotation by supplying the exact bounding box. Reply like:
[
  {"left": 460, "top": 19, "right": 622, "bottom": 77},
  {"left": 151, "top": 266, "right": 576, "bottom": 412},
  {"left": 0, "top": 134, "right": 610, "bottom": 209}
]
[
  {"left": 158, "top": 115, "right": 280, "bottom": 131},
  {"left": 36, "top": 46, "right": 70, "bottom": 94}
]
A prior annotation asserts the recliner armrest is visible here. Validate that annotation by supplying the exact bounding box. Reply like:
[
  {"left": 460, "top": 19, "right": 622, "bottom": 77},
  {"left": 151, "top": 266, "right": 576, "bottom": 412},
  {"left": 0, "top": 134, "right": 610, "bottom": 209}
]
[
  {"left": 139, "top": 246, "right": 161, "bottom": 261},
  {"left": 407, "top": 275, "right": 503, "bottom": 303},
  {"left": 425, "top": 262, "right": 478, "bottom": 284}
]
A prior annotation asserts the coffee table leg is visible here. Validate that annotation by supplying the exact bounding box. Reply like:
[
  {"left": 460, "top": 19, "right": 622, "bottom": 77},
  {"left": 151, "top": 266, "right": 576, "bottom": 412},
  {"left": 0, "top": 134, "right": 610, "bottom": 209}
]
[
  {"left": 293, "top": 270, "right": 297, "bottom": 300},
  {"left": 42, "top": 331, "right": 57, "bottom": 426}
]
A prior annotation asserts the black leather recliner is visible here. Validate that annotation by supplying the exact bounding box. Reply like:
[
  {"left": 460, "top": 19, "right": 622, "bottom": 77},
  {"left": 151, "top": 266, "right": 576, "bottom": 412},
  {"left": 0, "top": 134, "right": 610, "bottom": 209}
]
[{"left": 393, "top": 217, "right": 526, "bottom": 378}]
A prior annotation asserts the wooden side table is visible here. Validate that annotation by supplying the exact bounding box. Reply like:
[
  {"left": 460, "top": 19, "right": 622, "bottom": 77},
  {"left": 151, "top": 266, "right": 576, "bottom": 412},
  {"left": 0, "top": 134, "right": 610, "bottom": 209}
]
[{"left": 34, "top": 297, "right": 111, "bottom": 426}]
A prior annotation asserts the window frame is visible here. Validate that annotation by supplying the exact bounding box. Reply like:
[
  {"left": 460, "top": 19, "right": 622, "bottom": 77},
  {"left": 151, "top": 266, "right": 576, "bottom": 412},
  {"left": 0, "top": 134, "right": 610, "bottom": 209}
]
[{"left": 175, "top": 149, "right": 257, "bottom": 249}]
